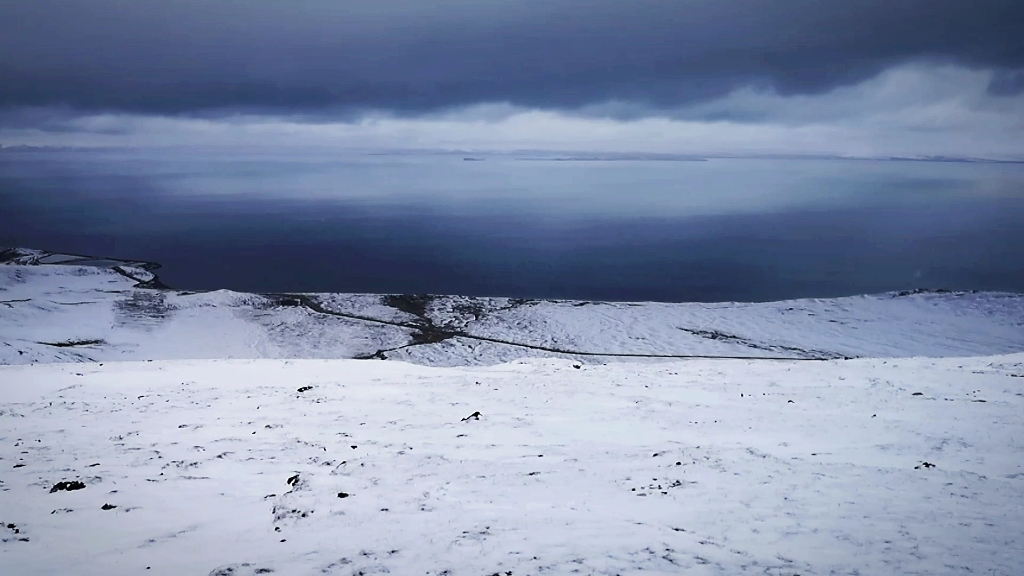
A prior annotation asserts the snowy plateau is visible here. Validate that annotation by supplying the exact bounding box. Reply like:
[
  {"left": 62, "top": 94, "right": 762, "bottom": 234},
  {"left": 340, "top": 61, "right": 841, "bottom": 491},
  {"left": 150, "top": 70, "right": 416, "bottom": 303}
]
[{"left": 1, "top": 248, "right": 1023, "bottom": 575}]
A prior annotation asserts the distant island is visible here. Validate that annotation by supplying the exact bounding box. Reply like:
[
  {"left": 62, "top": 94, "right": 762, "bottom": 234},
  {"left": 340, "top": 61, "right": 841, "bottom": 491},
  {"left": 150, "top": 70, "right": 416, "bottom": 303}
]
[
  {"left": 515, "top": 153, "right": 707, "bottom": 162},
  {"left": 0, "top": 144, "right": 78, "bottom": 153},
  {"left": 878, "top": 155, "right": 1024, "bottom": 164}
]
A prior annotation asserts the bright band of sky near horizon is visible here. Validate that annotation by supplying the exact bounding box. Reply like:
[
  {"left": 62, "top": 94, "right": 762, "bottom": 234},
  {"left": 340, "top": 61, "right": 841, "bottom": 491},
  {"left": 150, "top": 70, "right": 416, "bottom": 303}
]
[{"left": 2, "top": 65, "right": 1022, "bottom": 158}]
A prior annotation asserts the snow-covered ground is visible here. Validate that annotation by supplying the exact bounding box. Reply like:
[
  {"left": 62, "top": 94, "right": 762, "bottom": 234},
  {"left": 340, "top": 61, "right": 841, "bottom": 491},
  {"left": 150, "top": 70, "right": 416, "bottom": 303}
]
[
  {"left": 3, "top": 249, "right": 1023, "bottom": 366},
  {"left": 2, "top": 248, "right": 1024, "bottom": 574},
  {"left": 2, "top": 356, "right": 1022, "bottom": 575}
]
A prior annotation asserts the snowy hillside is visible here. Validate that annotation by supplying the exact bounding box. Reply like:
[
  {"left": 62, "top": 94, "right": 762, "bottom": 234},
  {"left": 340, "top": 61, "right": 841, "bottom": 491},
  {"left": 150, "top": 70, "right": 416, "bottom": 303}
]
[
  {"left": 1, "top": 356, "right": 1022, "bottom": 575},
  {"left": 2, "top": 248, "right": 1024, "bottom": 575},
  {"left": 3, "top": 248, "right": 1023, "bottom": 366}
]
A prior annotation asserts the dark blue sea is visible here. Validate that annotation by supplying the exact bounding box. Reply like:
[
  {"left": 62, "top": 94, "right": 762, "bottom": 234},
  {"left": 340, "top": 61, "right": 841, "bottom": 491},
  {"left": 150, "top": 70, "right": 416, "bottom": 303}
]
[{"left": 2, "top": 147, "right": 1023, "bottom": 302}]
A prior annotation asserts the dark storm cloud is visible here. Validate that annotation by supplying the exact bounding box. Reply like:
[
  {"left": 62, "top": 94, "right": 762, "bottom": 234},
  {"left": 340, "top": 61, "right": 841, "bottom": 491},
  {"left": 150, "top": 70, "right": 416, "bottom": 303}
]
[
  {"left": 0, "top": 0, "right": 1021, "bottom": 115},
  {"left": 988, "top": 70, "right": 1024, "bottom": 96}
]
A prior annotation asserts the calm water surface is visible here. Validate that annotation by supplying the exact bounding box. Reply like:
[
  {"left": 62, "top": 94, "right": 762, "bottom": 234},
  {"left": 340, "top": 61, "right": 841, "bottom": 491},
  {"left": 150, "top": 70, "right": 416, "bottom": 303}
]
[{"left": 2, "top": 148, "right": 1023, "bottom": 302}]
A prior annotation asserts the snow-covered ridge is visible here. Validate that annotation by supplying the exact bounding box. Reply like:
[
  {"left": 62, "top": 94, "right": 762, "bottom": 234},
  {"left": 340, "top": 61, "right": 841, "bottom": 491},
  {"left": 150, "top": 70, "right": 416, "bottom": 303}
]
[
  {"left": 2, "top": 247, "right": 1023, "bottom": 365},
  {"left": 0, "top": 247, "right": 165, "bottom": 289}
]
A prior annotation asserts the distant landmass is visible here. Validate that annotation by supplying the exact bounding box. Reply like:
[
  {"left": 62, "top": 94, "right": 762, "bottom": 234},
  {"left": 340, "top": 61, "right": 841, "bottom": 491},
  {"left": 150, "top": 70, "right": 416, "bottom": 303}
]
[
  {"left": 2, "top": 145, "right": 1022, "bottom": 163},
  {"left": 878, "top": 155, "right": 1024, "bottom": 164},
  {"left": 515, "top": 153, "right": 707, "bottom": 162}
]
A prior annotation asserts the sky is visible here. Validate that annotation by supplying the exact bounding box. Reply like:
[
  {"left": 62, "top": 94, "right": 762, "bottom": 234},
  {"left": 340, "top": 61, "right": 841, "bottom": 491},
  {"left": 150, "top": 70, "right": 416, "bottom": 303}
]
[{"left": 1, "top": 0, "right": 1023, "bottom": 158}]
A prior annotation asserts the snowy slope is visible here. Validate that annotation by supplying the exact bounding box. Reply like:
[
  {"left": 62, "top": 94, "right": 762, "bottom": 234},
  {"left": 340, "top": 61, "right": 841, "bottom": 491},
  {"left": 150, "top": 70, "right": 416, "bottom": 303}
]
[
  {"left": 2, "top": 249, "right": 1023, "bottom": 366},
  {"left": 3, "top": 249, "right": 1024, "bottom": 575},
  {"left": 1, "top": 356, "right": 1022, "bottom": 575},
  {"left": 0, "top": 261, "right": 411, "bottom": 365},
  {"left": 361, "top": 291, "right": 1024, "bottom": 364}
]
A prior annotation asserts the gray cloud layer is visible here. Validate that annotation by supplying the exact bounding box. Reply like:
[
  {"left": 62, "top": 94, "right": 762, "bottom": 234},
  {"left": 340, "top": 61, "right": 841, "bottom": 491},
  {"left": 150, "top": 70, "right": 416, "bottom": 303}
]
[{"left": 2, "top": 0, "right": 1022, "bottom": 114}]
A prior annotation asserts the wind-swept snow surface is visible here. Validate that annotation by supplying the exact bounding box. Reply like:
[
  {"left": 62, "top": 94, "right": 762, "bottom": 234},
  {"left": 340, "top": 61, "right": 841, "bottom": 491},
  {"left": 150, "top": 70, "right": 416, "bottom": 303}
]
[{"left": 2, "top": 357, "right": 1023, "bottom": 575}]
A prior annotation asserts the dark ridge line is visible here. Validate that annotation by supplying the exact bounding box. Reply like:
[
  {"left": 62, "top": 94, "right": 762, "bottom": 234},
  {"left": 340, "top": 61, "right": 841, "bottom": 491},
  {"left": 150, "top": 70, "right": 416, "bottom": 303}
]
[
  {"left": 274, "top": 294, "right": 841, "bottom": 362},
  {"left": 111, "top": 266, "right": 170, "bottom": 289},
  {"left": 676, "top": 327, "right": 844, "bottom": 360},
  {"left": 37, "top": 339, "right": 105, "bottom": 348},
  {"left": 448, "top": 333, "right": 839, "bottom": 361}
]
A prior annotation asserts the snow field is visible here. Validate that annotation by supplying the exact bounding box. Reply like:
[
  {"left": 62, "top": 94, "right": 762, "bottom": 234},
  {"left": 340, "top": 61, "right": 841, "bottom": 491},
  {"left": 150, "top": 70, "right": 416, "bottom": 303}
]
[{"left": 1, "top": 356, "right": 1022, "bottom": 575}]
